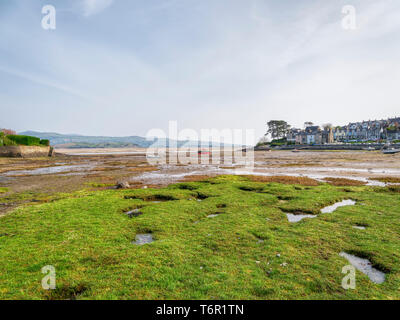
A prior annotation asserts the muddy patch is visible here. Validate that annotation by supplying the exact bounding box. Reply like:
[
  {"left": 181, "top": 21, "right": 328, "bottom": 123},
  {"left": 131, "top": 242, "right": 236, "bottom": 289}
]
[
  {"left": 132, "top": 234, "right": 154, "bottom": 245},
  {"left": 370, "top": 177, "right": 400, "bottom": 184},
  {"left": 175, "top": 183, "right": 199, "bottom": 191},
  {"left": 323, "top": 177, "right": 367, "bottom": 186},
  {"left": 339, "top": 252, "right": 386, "bottom": 284},
  {"left": 45, "top": 283, "right": 88, "bottom": 300},
  {"left": 124, "top": 208, "right": 143, "bottom": 218},
  {"left": 238, "top": 186, "right": 265, "bottom": 192},
  {"left": 192, "top": 192, "right": 210, "bottom": 200},
  {"left": 277, "top": 195, "right": 296, "bottom": 201},
  {"left": 125, "top": 194, "right": 178, "bottom": 202},
  {"left": 0, "top": 233, "right": 12, "bottom": 237},
  {"left": 320, "top": 200, "right": 356, "bottom": 214}
]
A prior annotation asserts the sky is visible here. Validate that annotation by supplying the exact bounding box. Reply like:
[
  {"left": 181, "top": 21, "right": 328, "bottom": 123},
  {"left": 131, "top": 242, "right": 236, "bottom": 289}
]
[{"left": 1, "top": 0, "right": 399, "bottom": 142}]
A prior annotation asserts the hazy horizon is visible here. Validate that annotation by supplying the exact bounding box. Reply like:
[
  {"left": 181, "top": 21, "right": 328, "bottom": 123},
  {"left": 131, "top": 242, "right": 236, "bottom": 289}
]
[{"left": 1, "top": 0, "right": 400, "bottom": 142}]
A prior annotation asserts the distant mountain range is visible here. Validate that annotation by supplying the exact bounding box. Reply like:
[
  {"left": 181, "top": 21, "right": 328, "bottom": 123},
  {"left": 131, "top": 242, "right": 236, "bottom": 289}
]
[{"left": 20, "top": 131, "right": 243, "bottom": 149}]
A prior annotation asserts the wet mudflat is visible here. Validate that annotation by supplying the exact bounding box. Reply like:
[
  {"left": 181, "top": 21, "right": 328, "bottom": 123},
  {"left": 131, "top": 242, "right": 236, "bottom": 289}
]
[{"left": 1, "top": 149, "right": 398, "bottom": 218}]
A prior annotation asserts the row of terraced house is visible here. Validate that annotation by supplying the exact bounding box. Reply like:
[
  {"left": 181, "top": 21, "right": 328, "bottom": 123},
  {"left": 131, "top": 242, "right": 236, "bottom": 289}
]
[{"left": 286, "top": 117, "right": 400, "bottom": 145}]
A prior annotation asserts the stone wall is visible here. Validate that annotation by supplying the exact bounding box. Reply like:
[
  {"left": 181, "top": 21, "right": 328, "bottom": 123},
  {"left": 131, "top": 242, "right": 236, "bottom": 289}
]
[
  {"left": 274, "top": 144, "right": 400, "bottom": 151},
  {"left": 0, "top": 146, "right": 52, "bottom": 158}
]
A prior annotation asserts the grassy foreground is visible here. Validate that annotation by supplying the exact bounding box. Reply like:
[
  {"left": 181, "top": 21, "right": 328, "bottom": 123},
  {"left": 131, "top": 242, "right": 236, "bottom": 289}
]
[
  {"left": 0, "top": 175, "right": 399, "bottom": 300},
  {"left": 0, "top": 187, "right": 8, "bottom": 194}
]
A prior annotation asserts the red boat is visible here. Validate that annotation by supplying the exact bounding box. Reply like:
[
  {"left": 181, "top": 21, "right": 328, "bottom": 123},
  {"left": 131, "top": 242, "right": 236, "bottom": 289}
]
[{"left": 198, "top": 150, "right": 211, "bottom": 155}]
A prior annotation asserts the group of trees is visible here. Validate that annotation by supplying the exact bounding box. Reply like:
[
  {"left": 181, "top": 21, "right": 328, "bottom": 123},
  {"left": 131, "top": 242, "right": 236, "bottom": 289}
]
[
  {"left": 257, "top": 120, "right": 333, "bottom": 146},
  {"left": 263, "top": 121, "right": 333, "bottom": 142},
  {"left": 266, "top": 120, "right": 291, "bottom": 140},
  {"left": 1, "top": 129, "right": 16, "bottom": 135}
]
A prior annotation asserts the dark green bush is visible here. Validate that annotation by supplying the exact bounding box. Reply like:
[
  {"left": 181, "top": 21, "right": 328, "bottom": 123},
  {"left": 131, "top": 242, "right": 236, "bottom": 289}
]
[
  {"left": 0, "top": 133, "right": 17, "bottom": 146},
  {"left": 270, "top": 138, "right": 291, "bottom": 146},
  {"left": 6, "top": 135, "right": 41, "bottom": 146},
  {"left": 40, "top": 139, "right": 50, "bottom": 146}
]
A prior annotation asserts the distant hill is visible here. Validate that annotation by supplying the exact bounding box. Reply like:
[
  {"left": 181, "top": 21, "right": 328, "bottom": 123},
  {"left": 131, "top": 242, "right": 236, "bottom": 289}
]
[
  {"left": 20, "top": 131, "right": 150, "bottom": 148},
  {"left": 19, "top": 131, "right": 243, "bottom": 149}
]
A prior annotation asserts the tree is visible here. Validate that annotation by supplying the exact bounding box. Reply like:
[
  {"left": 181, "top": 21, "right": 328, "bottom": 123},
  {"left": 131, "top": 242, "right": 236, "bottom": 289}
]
[
  {"left": 266, "top": 120, "right": 291, "bottom": 140},
  {"left": 256, "top": 134, "right": 270, "bottom": 147},
  {"left": 1, "top": 129, "right": 16, "bottom": 135}
]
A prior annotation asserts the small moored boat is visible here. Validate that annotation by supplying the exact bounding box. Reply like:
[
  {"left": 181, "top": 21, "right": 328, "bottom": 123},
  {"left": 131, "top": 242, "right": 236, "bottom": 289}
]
[
  {"left": 198, "top": 150, "right": 211, "bottom": 155},
  {"left": 382, "top": 144, "right": 400, "bottom": 154},
  {"left": 382, "top": 148, "right": 400, "bottom": 154}
]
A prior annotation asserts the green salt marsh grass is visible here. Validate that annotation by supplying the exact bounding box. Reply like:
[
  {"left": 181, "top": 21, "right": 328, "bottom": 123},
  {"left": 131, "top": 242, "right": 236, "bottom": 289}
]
[
  {"left": 0, "top": 175, "right": 399, "bottom": 299},
  {"left": 0, "top": 187, "right": 9, "bottom": 194}
]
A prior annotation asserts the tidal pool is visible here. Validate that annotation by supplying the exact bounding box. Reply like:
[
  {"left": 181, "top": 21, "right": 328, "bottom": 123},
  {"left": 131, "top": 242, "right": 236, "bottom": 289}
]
[
  {"left": 286, "top": 213, "right": 317, "bottom": 223},
  {"left": 339, "top": 252, "right": 386, "bottom": 284},
  {"left": 132, "top": 234, "right": 154, "bottom": 245},
  {"left": 207, "top": 214, "right": 220, "bottom": 218},
  {"left": 320, "top": 200, "right": 356, "bottom": 214}
]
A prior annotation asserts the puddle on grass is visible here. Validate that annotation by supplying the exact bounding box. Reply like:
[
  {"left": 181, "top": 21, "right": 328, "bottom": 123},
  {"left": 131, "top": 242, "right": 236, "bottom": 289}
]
[
  {"left": 125, "top": 209, "right": 143, "bottom": 218},
  {"left": 207, "top": 212, "right": 223, "bottom": 218},
  {"left": 132, "top": 234, "right": 154, "bottom": 245},
  {"left": 207, "top": 214, "right": 219, "bottom": 218},
  {"left": 320, "top": 200, "right": 356, "bottom": 214},
  {"left": 352, "top": 226, "right": 366, "bottom": 230},
  {"left": 286, "top": 213, "right": 317, "bottom": 223},
  {"left": 339, "top": 252, "right": 386, "bottom": 284}
]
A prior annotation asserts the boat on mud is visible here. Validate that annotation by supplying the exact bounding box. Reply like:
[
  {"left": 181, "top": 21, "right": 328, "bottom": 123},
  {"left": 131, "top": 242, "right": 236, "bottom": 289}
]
[
  {"left": 382, "top": 144, "right": 400, "bottom": 154},
  {"left": 382, "top": 148, "right": 400, "bottom": 154},
  {"left": 198, "top": 150, "right": 211, "bottom": 155}
]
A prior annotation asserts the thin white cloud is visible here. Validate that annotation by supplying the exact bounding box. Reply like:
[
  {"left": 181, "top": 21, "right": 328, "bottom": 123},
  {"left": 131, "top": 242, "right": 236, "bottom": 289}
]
[
  {"left": 0, "top": 65, "right": 99, "bottom": 103},
  {"left": 82, "top": 0, "right": 113, "bottom": 17}
]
